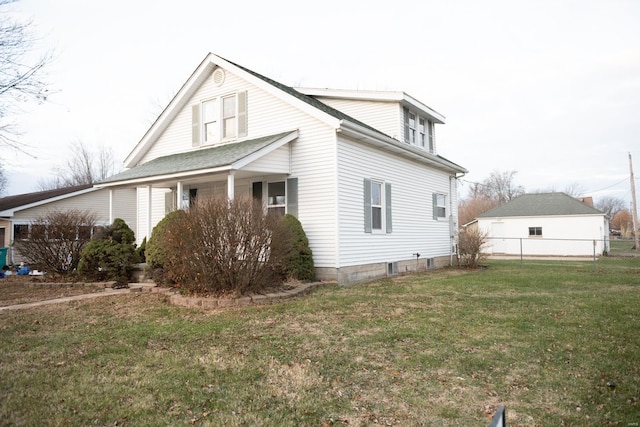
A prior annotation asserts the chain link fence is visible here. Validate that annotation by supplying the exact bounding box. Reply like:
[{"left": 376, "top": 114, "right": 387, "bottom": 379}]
[{"left": 484, "top": 237, "right": 639, "bottom": 271}]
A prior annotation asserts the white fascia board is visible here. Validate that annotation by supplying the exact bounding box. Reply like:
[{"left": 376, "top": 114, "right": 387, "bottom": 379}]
[
  {"left": 0, "top": 187, "right": 100, "bottom": 217},
  {"left": 296, "top": 87, "right": 446, "bottom": 124},
  {"left": 338, "top": 120, "right": 467, "bottom": 174},
  {"left": 95, "top": 165, "right": 233, "bottom": 189}
]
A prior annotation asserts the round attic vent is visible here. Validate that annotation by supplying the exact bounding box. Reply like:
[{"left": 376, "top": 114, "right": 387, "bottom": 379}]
[{"left": 212, "top": 68, "right": 225, "bottom": 86}]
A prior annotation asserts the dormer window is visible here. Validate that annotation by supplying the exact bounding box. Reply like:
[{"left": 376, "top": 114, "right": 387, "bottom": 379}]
[
  {"left": 404, "top": 107, "right": 434, "bottom": 153},
  {"left": 192, "top": 91, "right": 247, "bottom": 146},
  {"left": 408, "top": 112, "right": 416, "bottom": 145}
]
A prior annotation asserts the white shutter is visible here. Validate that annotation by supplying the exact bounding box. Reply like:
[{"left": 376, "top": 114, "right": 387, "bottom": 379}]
[{"left": 192, "top": 104, "right": 201, "bottom": 147}]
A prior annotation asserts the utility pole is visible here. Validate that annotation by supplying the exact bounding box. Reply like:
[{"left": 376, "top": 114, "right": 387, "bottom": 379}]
[{"left": 630, "top": 153, "right": 639, "bottom": 251}]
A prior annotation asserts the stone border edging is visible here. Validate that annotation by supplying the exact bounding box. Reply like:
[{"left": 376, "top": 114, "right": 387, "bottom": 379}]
[{"left": 156, "top": 282, "right": 331, "bottom": 310}]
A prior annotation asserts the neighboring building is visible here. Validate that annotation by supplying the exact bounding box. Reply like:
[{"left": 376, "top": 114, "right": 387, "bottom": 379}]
[
  {"left": 0, "top": 185, "right": 136, "bottom": 265},
  {"left": 471, "top": 192, "right": 609, "bottom": 256},
  {"left": 97, "top": 53, "right": 467, "bottom": 283}
]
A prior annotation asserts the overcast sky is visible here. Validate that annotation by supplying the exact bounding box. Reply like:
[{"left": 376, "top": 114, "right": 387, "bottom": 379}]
[{"left": 4, "top": 0, "right": 640, "bottom": 207}]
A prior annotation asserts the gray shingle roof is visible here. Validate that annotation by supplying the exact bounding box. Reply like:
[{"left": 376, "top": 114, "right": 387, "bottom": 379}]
[
  {"left": 0, "top": 184, "right": 93, "bottom": 213},
  {"left": 478, "top": 193, "right": 604, "bottom": 218},
  {"left": 225, "top": 56, "right": 466, "bottom": 173},
  {"left": 99, "top": 132, "right": 293, "bottom": 184}
]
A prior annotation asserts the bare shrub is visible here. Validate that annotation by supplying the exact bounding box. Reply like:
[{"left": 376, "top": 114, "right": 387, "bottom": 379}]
[
  {"left": 161, "top": 197, "right": 294, "bottom": 296},
  {"left": 13, "top": 209, "right": 97, "bottom": 275},
  {"left": 457, "top": 228, "right": 489, "bottom": 268}
]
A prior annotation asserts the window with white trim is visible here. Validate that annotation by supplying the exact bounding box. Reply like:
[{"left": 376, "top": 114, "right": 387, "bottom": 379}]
[
  {"left": 433, "top": 193, "right": 446, "bottom": 220},
  {"left": 408, "top": 112, "right": 416, "bottom": 145},
  {"left": 419, "top": 117, "right": 426, "bottom": 148},
  {"left": 222, "top": 95, "right": 236, "bottom": 139},
  {"left": 364, "top": 179, "right": 392, "bottom": 233},
  {"left": 371, "top": 181, "right": 383, "bottom": 231},
  {"left": 404, "top": 107, "right": 435, "bottom": 153},
  {"left": 192, "top": 91, "right": 247, "bottom": 146},
  {"left": 267, "top": 181, "right": 286, "bottom": 216}
]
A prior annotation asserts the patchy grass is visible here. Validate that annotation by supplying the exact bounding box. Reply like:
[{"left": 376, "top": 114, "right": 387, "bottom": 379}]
[{"left": 0, "top": 258, "right": 638, "bottom": 426}]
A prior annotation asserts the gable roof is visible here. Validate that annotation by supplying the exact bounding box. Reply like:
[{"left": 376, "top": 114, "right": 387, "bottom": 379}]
[
  {"left": 124, "top": 53, "right": 466, "bottom": 175},
  {"left": 478, "top": 193, "right": 604, "bottom": 218},
  {"left": 0, "top": 184, "right": 94, "bottom": 217},
  {"left": 99, "top": 131, "right": 297, "bottom": 187}
]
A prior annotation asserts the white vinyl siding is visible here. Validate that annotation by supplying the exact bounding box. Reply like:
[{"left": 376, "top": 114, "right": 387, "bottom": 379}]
[
  {"left": 311, "top": 97, "right": 400, "bottom": 140},
  {"left": 337, "top": 136, "right": 454, "bottom": 267},
  {"left": 478, "top": 215, "right": 608, "bottom": 256},
  {"left": 142, "top": 72, "right": 251, "bottom": 163},
  {"left": 12, "top": 189, "right": 136, "bottom": 231}
]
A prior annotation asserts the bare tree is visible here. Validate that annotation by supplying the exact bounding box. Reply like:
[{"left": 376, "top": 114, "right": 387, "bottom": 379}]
[
  {"left": 13, "top": 209, "right": 97, "bottom": 276},
  {"left": 458, "top": 170, "right": 525, "bottom": 227},
  {"left": 0, "top": 164, "right": 7, "bottom": 195},
  {"left": 481, "top": 170, "right": 525, "bottom": 203},
  {"left": 595, "top": 195, "right": 627, "bottom": 220},
  {"left": 37, "top": 140, "right": 117, "bottom": 190},
  {"left": 0, "top": 0, "right": 53, "bottom": 150}
]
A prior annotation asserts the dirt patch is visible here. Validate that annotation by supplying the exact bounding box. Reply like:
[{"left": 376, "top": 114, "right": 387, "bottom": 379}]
[{"left": 0, "top": 276, "right": 107, "bottom": 307}]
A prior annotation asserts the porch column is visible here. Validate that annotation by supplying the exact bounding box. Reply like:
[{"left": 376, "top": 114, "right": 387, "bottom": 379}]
[
  {"left": 227, "top": 171, "right": 235, "bottom": 200},
  {"left": 108, "top": 188, "right": 114, "bottom": 224},
  {"left": 176, "top": 181, "right": 183, "bottom": 209},
  {"left": 147, "top": 185, "right": 153, "bottom": 239}
]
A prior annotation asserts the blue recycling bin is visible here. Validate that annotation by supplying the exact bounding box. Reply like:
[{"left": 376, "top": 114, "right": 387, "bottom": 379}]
[{"left": 0, "top": 247, "right": 7, "bottom": 268}]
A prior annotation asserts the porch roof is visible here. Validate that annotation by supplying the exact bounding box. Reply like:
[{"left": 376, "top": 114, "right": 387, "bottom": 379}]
[{"left": 98, "top": 131, "right": 296, "bottom": 187}]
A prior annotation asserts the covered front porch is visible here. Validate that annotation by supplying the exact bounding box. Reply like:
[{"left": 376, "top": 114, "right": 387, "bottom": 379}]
[{"left": 96, "top": 131, "right": 299, "bottom": 244}]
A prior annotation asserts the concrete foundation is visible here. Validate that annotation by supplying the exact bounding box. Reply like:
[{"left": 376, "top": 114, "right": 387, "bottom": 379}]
[{"left": 315, "top": 255, "right": 453, "bottom": 285}]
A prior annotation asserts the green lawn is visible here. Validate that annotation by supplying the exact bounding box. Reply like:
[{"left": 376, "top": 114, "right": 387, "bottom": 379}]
[{"left": 1, "top": 258, "right": 638, "bottom": 426}]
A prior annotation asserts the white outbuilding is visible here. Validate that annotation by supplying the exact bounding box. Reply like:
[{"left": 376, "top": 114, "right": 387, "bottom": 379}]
[{"left": 473, "top": 192, "right": 609, "bottom": 257}]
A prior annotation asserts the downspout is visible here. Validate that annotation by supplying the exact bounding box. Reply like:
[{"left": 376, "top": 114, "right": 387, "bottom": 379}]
[{"left": 449, "top": 172, "right": 466, "bottom": 266}]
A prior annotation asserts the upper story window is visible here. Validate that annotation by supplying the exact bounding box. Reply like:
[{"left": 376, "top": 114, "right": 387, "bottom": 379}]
[
  {"left": 404, "top": 107, "right": 434, "bottom": 153},
  {"left": 408, "top": 113, "right": 416, "bottom": 145},
  {"left": 222, "top": 95, "right": 236, "bottom": 139},
  {"left": 192, "top": 91, "right": 247, "bottom": 147},
  {"left": 419, "top": 118, "right": 426, "bottom": 148}
]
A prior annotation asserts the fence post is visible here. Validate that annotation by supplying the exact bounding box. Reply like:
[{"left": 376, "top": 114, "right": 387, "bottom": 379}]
[
  {"left": 520, "top": 238, "right": 523, "bottom": 267},
  {"left": 593, "top": 240, "right": 597, "bottom": 272}
]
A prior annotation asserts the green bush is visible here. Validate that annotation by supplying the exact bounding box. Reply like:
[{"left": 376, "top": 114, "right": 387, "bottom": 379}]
[
  {"left": 78, "top": 219, "right": 139, "bottom": 283},
  {"left": 146, "top": 209, "right": 185, "bottom": 269},
  {"left": 136, "top": 237, "right": 147, "bottom": 263},
  {"left": 280, "top": 214, "right": 315, "bottom": 281}
]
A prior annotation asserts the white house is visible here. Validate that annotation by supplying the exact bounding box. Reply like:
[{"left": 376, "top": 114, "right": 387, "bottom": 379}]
[
  {"left": 0, "top": 185, "right": 137, "bottom": 265},
  {"left": 98, "top": 53, "right": 467, "bottom": 283},
  {"left": 473, "top": 192, "right": 609, "bottom": 257}
]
